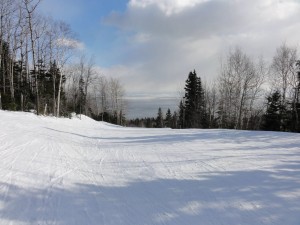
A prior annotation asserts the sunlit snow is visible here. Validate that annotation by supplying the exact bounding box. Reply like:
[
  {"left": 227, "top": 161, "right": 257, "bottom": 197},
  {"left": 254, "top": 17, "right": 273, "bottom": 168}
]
[{"left": 0, "top": 110, "right": 299, "bottom": 225}]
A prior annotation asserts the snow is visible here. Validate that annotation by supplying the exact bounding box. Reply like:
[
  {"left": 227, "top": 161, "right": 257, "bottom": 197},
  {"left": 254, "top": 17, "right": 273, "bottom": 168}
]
[{"left": 0, "top": 110, "right": 300, "bottom": 225}]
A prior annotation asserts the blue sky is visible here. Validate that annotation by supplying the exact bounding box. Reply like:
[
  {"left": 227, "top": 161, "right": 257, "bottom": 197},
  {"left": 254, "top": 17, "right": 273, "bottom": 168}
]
[
  {"left": 40, "top": 0, "right": 128, "bottom": 67},
  {"left": 39, "top": 0, "right": 300, "bottom": 98}
]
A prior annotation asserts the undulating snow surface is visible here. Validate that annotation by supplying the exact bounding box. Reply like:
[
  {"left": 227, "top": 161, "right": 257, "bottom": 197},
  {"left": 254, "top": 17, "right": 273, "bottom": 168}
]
[{"left": 0, "top": 110, "right": 299, "bottom": 225}]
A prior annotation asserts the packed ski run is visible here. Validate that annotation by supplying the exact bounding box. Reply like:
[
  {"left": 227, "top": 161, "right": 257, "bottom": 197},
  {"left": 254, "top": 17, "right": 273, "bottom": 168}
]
[{"left": 0, "top": 110, "right": 299, "bottom": 225}]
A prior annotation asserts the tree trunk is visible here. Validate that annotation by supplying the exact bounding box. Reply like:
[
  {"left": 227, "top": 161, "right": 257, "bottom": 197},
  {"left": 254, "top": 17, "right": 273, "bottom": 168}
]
[
  {"left": 0, "top": 13, "right": 4, "bottom": 95},
  {"left": 24, "top": 0, "right": 41, "bottom": 115},
  {"left": 44, "top": 103, "right": 47, "bottom": 115},
  {"left": 56, "top": 71, "right": 63, "bottom": 117},
  {"left": 21, "top": 93, "right": 23, "bottom": 111},
  {"left": 9, "top": 58, "right": 14, "bottom": 101}
]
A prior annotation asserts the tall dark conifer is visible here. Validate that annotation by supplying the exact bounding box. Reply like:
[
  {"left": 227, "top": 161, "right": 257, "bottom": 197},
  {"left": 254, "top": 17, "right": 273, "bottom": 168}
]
[
  {"left": 172, "top": 111, "right": 178, "bottom": 129},
  {"left": 183, "top": 70, "right": 207, "bottom": 128},
  {"left": 156, "top": 107, "right": 164, "bottom": 128},
  {"left": 196, "top": 75, "right": 208, "bottom": 128},
  {"left": 179, "top": 100, "right": 185, "bottom": 128},
  {"left": 165, "top": 108, "right": 172, "bottom": 128},
  {"left": 262, "top": 91, "right": 284, "bottom": 131},
  {"left": 184, "top": 71, "right": 198, "bottom": 128}
]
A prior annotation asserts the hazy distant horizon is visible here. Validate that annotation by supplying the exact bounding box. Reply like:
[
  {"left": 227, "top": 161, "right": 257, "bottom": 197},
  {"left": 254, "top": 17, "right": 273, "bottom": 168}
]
[{"left": 125, "top": 96, "right": 180, "bottom": 119}]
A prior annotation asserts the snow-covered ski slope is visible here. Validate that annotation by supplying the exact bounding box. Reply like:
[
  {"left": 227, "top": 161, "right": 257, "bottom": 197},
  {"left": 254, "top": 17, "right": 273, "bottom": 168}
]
[{"left": 0, "top": 110, "right": 300, "bottom": 225}]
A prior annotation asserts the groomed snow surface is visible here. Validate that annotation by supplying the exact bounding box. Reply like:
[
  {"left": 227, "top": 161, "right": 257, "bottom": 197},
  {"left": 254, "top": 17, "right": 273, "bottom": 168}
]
[{"left": 0, "top": 110, "right": 300, "bottom": 225}]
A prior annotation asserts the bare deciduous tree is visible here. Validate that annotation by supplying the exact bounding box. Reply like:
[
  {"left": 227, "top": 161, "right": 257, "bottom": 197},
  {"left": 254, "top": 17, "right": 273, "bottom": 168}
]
[
  {"left": 23, "top": 0, "right": 42, "bottom": 114},
  {"left": 217, "top": 47, "right": 266, "bottom": 129},
  {"left": 271, "top": 43, "right": 298, "bottom": 106}
]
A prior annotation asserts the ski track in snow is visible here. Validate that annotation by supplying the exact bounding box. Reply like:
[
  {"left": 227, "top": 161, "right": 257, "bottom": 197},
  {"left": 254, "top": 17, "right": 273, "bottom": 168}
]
[{"left": 0, "top": 110, "right": 300, "bottom": 225}]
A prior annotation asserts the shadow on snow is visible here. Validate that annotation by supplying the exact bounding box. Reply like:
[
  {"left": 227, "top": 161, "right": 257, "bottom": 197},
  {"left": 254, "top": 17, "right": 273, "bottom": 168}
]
[
  {"left": 0, "top": 162, "right": 299, "bottom": 225},
  {"left": 45, "top": 127, "right": 300, "bottom": 150}
]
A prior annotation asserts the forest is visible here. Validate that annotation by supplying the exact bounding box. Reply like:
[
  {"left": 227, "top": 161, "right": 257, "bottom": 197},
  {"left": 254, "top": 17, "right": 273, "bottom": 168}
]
[
  {"left": 1, "top": 0, "right": 300, "bottom": 132},
  {"left": 0, "top": 0, "right": 126, "bottom": 125},
  {"left": 128, "top": 47, "right": 300, "bottom": 132}
]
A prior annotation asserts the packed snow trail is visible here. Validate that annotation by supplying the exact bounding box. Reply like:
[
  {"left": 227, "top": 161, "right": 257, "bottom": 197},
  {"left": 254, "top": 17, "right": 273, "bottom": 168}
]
[{"left": 0, "top": 110, "right": 300, "bottom": 225}]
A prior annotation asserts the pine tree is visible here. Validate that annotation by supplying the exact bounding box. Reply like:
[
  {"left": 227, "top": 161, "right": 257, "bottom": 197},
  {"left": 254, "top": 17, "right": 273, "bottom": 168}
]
[
  {"left": 179, "top": 100, "right": 185, "bottom": 128},
  {"left": 172, "top": 111, "right": 178, "bottom": 129},
  {"left": 184, "top": 71, "right": 198, "bottom": 128},
  {"left": 196, "top": 75, "right": 208, "bottom": 128},
  {"left": 156, "top": 107, "right": 164, "bottom": 128},
  {"left": 262, "top": 91, "right": 284, "bottom": 131},
  {"left": 165, "top": 108, "right": 172, "bottom": 128},
  {"left": 183, "top": 70, "right": 207, "bottom": 128}
]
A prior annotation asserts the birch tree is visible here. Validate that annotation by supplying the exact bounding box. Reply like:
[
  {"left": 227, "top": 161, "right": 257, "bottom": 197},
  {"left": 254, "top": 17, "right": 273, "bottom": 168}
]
[
  {"left": 55, "top": 21, "right": 75, "bottom": 116},
  {"left": 109, "top": 77, "right": 125, "bottom": 125},
  {"left": 23, "top": 0, "right": 42, "bottom": 114},
  {"left": 271, "top": 43, "right": 298, "bottom": 107},
  {"left": 270, "top": 43, "right": 298, "bottom": 130},
  {"left": 217, "top": 48, "right": 266, "bottom": 129}
]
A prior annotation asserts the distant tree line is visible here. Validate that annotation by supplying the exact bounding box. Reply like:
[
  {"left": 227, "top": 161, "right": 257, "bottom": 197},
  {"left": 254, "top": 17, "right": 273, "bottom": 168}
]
[
  {"left": 127, "top": 108, "right": 178, "bottom": 128},
  {"left": 129, "top": 44, "right": 300, "bottom": 133},
  {"left": 0, "top": 0, "right": 126, "bottom": 125}
]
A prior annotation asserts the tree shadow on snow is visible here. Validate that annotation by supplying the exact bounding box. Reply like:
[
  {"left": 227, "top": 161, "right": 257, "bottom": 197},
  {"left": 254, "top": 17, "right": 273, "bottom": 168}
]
[
  {"left": 44, "top": 127, "right": 300, "bottom": 150},
  {"left": 0, "top": 162, "right": 299, "bottom": 225}
]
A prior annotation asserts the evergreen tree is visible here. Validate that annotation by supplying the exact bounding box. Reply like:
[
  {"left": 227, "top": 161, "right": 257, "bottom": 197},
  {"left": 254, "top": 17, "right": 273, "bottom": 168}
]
[
  {"left": 156, "top": 107, "right": 164, "bottom": 128},
  {"left": 171, "top": 111, "right": 178, "bottom": 129},
  {"left": 145, "top": 118, "right": 154, "bottom": 128},
  {"left": 165, "top": 108, "right": 172, "bottom": 128},
  {"left": 261, "top": 91, "right": 284, "bottom": 131},
  {"left": 179, "top": 100, "right": 185, "bottom": 128},
  {"left": 184, "top": 71, "right": 198, "bottom": 127},
  {"left": 183, "top": 70, "right": 207, "bottom": 128},
  {"left": 196, "top": 75, "right": 208, "bottom": 128}
]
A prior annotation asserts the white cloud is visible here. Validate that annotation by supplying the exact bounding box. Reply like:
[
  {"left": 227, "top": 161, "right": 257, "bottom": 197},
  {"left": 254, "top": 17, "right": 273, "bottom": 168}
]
[
  {"left": 104, "top": 0, "right": 300, "bottom": 95},
  {"left": 133, "top": 33, "right": 152, "bottom": 43},
  {"left": 108, "top": 0, "right": 300, "bottom": 39},
  {"left": 129, "top": 0, "right": 209, "bottom": 15},
  {"left": 56, "top": 38, "right": 85, "bottom": 50},
  {"left": 261, "top": 0, "right": 300, "bottom": 20}
]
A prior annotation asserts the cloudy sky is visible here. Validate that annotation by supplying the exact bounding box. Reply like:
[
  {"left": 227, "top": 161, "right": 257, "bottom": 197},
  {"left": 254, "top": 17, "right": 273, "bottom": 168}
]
[{"left": 39, "top": 0, "right": 300, "bottom": 99}]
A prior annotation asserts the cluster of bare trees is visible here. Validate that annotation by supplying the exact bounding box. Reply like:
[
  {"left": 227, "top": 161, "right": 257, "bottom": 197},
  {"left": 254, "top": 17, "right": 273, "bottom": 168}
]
[
  {"left": 212, "top": 48, "right": 267, "bottom": 129},
  {"left": 91, "top": 76, "right": 126, "bottom": 125},
  {"left": 0, "top": 0, "right": 75, "bottom": 115},
  {"left": 64, "top": 56, "right": 126, "bottom": 124},
  {"left": 203, "top": 44, "right": 300, "bottom": 131},
  {"left": 270, "top": 44, "right": 299, "bottom": 111},
  {"left": 0, "top": 0, "right": 127, "bottom": 122}
]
